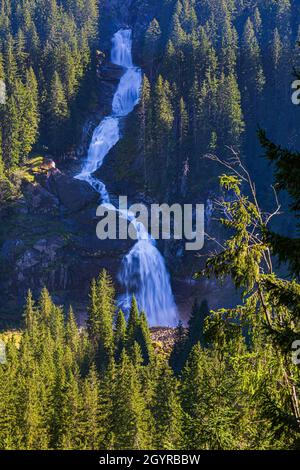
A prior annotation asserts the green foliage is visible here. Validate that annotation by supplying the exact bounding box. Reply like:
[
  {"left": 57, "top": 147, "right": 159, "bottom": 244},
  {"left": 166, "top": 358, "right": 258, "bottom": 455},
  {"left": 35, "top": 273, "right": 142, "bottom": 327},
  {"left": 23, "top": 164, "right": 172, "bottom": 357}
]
[
  {"left": 1, "top": 270, "right": 298, "bottom": 449},
  {"left": 135, "top": 0, "right": 299, "bottom": 203},
  {"left": 169, "top": 320, "right": 187, "bottom": 374},
  {"left": 0, "top": 0, "right": 99, "bottom": 172},
  {"left": 114, "top": 309, "right": 127, "bottom": 361},
  {"left": 87, "top": 270, "right": 115, "bottom": 371},
  {"left": 259, "top": 129, "right": 300, "bottom": 275},
  {"left": 152, "top": 363, "right": 183, "bottom": 449},
  {"left": 125, "top": 297, "right": 153, "bottom": 365},
  {"left": 196, "top": 163, "right": 300, "bottom": 446},
  {"left": 111, "top": 350, "right": 151, "bottom": 450}
]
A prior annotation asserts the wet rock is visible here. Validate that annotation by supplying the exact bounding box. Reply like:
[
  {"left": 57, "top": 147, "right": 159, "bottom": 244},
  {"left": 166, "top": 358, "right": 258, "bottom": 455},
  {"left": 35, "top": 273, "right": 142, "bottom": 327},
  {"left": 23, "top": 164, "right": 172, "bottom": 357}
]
[
  {"left": 16, "top": 249, "right": 41, "bottom": 270},
  {"left": 46, "top": 169, "right": 99, "bottom": 212},
  {"left": 1, "top": 239, "right": 25, "bottom": 261},
  {"left": 40, "top": 158, "right": 56, "bottom": 171},
  {"left": 99, "top": 63, "right": 124, "bottom": 82},
  {"left": 33, "top": 236, "right": 66, "bottom": 261},
  {"left": 23, "top": 182, "right": 59, "bottom": 214}
]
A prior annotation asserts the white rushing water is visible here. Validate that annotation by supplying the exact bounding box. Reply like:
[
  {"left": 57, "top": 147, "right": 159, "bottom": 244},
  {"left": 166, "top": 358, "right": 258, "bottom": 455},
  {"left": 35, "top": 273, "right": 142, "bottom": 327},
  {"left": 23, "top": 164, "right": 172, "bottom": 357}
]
[{"left": 76, "top": 29, "right": 178, "bottom": 326}]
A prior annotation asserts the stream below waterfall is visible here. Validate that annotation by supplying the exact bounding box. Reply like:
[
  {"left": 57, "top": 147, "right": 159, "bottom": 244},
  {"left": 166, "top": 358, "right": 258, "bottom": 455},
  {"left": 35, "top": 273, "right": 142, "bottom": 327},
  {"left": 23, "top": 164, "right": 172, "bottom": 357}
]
[{"left": 75, "top": 29, "right": 178, "bottom": 326}]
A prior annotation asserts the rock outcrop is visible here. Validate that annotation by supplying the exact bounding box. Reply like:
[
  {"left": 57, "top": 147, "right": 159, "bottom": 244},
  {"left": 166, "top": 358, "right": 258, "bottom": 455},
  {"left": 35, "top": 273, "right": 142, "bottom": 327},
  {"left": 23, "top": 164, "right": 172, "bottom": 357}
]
[
  {"left": 44, "top": 169, "right": 99, "bottom": 213},
  {"left": 0, "top": 158, "right": 136, "bottom": 325}
]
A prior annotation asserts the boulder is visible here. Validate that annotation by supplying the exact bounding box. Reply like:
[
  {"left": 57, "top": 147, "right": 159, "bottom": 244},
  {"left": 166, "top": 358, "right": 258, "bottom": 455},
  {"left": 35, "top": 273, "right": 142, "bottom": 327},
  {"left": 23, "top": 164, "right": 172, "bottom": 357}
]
[
  {"left": 46, "top": 169, "right": 99, "bottom": 212},
  {"left": 98, "top": 63, "right": 124, "bottom": 82},
  {"left": 33, "top": 236, "right": 66, "bottom": 261},
  {"left": 1, "top": 239, "right": 25, "bottom": 261},
  {"left": 16, "top": 249, "right": 41, "bottom": 270},
  {"left": 23, "top": 182, "right": 59, "bottom": 214}
]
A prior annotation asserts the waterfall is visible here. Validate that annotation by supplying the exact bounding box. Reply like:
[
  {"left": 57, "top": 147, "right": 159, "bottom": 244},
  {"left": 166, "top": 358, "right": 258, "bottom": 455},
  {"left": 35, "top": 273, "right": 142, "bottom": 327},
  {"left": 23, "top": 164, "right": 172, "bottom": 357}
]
[{"left": 76, "top": 29, "right": 178, "bottom": 326}]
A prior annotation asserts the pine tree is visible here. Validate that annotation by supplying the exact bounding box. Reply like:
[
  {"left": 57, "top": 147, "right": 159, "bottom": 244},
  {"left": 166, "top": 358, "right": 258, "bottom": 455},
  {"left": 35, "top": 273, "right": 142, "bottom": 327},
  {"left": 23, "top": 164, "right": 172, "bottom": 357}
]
[
  {"left": 0, "top": 340, "right": 20, "bottom": 449},
  {"left": 100, "top": 357, "right": 116, "bottom": 449},
  {"left": 22, "top": 67, "right": 39, "bottom": 160},
  {"left": 200, "top": 167, "right": 300, "bottom": 440},
  {"left": 126, "top": 296, "right": 140, "bottom": 351},
  {"left": 154, "top": 75, "right": 174, "bottom": 134},
  {"left": 47, "top": 71, "right": 69, "bottom": 155},
  {"left": 220, "top": 18, "right": 237, "bottom": 74},
  {"left": 153, "top": 75, "right": 175, "bottom": 192},
  {"left": 138, "top": 75, "right": 152, "bottom": 191},
  {"left": 218, "top": 72, "right": 244, "bottom": 150},
  {"left": 112, "top": 350, "right": 151, "bottom": 450},
  {"left": 258, "top": 129, "right": 300, "bottom": 275},
  {"left": 152, "top": 363, "right": 183, "bottom": 449},
  {"left": 65, "top": 306, "right": 80, "bottom": 357},
  {"left": 87, "top": 278, "right": 98, "bottom": 342},
  {"left": 20, "top": 366, "right": 49, "bottom": 450},
  {"left": 59, "top": 368, "right": 81, "bottom": 449},
  {"left": 186, "top": 299, "right": 210, "bottom": 350},
  {"left": 80, "top": 363, "right": 102, "bottom": 449},
  {"left": 15, "top": 29, "right": 28, "bottom": 79},
  {"left": 270, "top": 28, "right": 283, "bottom": 72},
  {"left": 39, "top": 287, "right": 53, "bottom": 323},
  {"left": 241, "top": 18, "right": 265, "bottom": 98},
  {"left": 275, "top": 0, "right": 291, "bottom": 37},
  {"left": 24, "top": 290, "right": 36, "bottom": 334},
  {"left": 87, "top": 270, "right": 115, "bottom": 371},
  {"left": 144, "top": 18, "right": 161, "bottom": 79},
  {"left": 4, "top": 34, "right": 17, "bottom": 93},
  {"left": 252, "top": 7, "right": 262, "bottom": 40},
  {"left": 169, "top": 320, "right": 187, "bottom": 375},
  {"left": 2, "top": 90, "right": 22, "bottom": 168},
  {"left": 135, "top": 311, "right": 153, "bottom": 365},
  {"left": 114, "top": 309, "right": 126, "bottom": 362}
]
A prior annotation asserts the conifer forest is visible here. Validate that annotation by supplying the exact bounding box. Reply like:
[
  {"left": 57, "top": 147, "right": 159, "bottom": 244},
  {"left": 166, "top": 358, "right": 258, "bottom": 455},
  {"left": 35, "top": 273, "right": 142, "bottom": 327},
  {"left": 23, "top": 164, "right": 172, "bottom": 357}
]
[{"left": 0, "top": 0, "right": 300, "bottom": 454}]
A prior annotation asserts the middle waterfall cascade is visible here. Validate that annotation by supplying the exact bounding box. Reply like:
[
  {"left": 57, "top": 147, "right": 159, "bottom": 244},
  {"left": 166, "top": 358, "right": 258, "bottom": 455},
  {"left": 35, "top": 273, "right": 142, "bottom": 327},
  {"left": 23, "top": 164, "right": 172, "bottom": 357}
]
[{"left": 76, "top": 29, "right": 178, "bottom": 326}]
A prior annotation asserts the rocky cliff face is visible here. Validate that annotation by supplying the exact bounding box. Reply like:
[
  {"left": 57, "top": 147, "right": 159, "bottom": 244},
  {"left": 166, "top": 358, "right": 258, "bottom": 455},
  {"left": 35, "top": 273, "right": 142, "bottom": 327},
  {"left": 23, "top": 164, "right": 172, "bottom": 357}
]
[
  {"left": 0, "top": 0, "right": 239, "bottom": 327},
  {"left": 0, "top": 1, "right": 139, "bottom": 326},
  {"left": 0, "top": 162, "right": 136, "bottom": 326},
  {"left": 100, "top": 0, "right": 157, "bottom": 53}
]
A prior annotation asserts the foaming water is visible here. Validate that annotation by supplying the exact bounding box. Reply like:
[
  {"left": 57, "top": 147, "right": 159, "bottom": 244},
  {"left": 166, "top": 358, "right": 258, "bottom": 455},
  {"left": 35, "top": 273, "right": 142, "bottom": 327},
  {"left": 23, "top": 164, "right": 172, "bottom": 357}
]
[{"left": 75, "top": 29, "right": 178, "bottom": 326}]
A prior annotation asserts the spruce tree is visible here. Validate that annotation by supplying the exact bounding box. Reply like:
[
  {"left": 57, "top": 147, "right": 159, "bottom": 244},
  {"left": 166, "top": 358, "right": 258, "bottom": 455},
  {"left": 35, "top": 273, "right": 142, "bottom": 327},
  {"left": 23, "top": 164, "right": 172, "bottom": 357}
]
[
  {"left": 144, "top": 18, "right": 161, "bottom": 79},
  {"left": 186, "top": 299, "right": 210, "bottom": 350},
  {"left": 87, "top": 270, "right": 115, "bottom": 371},
  {"left": 24, "top": 290, "right": 36, "bottom": 334},
  {"left": 112, "top": 350, "right": 151, "bottom": 450},
  {"left": 47, "top": 71, "right": 69, "bottom": 155},
  {"left": 169, "top": 320, "right": 187, "bottom": 375},
  {"left": 259, "top": 129, "right": 300, "bottom": 275},
  {"left": 114, "top": 309, "right": 126, "bottom": 362},
  {"left": 59, "top": 368, "right": 81, "bottom": 449},
  {"left": 0, "top": 340, "right": 20, "bottom": 449},
  {"left": 65, "top": 306, "right": 80, "bottom": 357},
  {"left": 80, "top": 363, "right": 102, "bottom": 449},
  {"left": 138, "top": 75, "right": 152, "bottom": 191},
  {"left": 152, "top": 363, "right": 183, "bottom": 449},
  {"left": 126, "top": 296, "right": 140, "bottom": 351},
  {"left": 136, "top": 311, "right": 153, "bottom": 365}
]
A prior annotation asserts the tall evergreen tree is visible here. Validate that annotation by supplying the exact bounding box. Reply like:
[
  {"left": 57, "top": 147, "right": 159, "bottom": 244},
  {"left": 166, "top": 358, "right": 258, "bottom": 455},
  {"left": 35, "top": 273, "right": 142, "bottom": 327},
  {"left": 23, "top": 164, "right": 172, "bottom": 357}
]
[
  {"left": 136, "top": 311, "right": 153, "bottom": 365},
  {"left": 152, "top": 363, "right": 183, "bottom": 449},
  {"left": 87, "top": 270, "right": 115, "bottom": 371},
  {"left": 126, "top": 296, "right": 140, "bottom": 351},
  {"left": 114, "top": 309, "right": 126, "bottom": 362},
  {"left": 186, "top": 299, "right": 210, "bottom": 350},
  {"left": 259, "top": 130, "right": 300, "bottom": 275},
  {"left": 47, "top": 71, "right": 69, "bottom": 155},
  {"left": 169, "top": 320, "right": 187, "bottom": 375},
  {"left": 112, "top": 350, "right": 151, "bottom": 450},
  {"left": 144, "top": 18, "right": 161, "bottom": 79}
]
